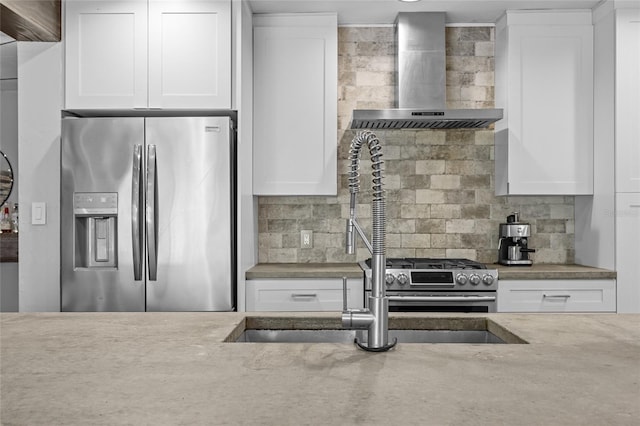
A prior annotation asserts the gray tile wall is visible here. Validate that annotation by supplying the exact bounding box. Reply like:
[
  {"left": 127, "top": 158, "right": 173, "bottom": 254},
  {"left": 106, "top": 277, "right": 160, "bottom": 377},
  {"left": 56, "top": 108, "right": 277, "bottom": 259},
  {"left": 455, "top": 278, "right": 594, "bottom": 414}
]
[{"left": 257, "top": 26, "right": 575, "bottom": 265}]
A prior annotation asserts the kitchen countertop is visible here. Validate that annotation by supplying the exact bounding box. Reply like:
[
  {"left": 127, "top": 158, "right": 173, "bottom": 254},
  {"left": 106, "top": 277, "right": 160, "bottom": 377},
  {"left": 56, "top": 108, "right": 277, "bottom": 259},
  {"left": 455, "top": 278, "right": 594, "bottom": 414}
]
[
  {"left": 1, "top": 312, "right": 638, "bottom": 425},
  {"left": 246, "top": 262, "right": 616, "bottom": 280},
  {"left": 245, "top": 262, "right": 363, "bottom": 279},
  {"left": 491, "top": 263, "right": 616, "bottom": 280}
]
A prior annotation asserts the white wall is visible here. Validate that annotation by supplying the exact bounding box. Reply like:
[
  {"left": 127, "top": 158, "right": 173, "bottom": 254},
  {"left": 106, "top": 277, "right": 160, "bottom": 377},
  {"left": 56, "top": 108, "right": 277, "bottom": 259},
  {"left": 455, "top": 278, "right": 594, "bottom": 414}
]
[
  {"left": 17, "top": 42, "right": 63, "bottom": 312},
  {"left": 233, "top": 0, "right": 257, "bottom": 311}
]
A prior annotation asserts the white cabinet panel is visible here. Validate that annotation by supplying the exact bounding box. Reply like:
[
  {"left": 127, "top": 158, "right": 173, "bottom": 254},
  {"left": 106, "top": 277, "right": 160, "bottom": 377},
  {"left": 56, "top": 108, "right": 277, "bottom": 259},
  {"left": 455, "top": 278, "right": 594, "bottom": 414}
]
[
  {"left": 148, "top": 0, "right": 230, "bottom": 108},
  {"left": 495, "top": 11, "right": 593, "bottom": 195},
  {"left": 246, "top": 278, "right": 363, "bottom": 311},
  {"left": 616, "top": 193, "right": 640, "bottom": 313},
  {"left": 615, "top": 9, "right": 640, "bottom": 193},
  {"left": 498, "top": 279, "right": 616, "bottom": 312},
  {"left": 575, "top": 6, "right": 640, "bottom": 313},
  {"left": 65, "top": 0, "right": 148, "bottom": 108},
  {"left": 253, "top": 14, "right": 337, "bottom": 196},
  {"left": 65, "top": 0, "right": 231, "bottom": 109}
]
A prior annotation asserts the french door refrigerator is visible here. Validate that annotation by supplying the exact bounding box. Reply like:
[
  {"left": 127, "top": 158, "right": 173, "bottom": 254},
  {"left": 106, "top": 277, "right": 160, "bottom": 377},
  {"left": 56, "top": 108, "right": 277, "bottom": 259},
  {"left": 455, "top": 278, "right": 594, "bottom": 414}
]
[{"left": 61, "top": 115, "right": 236, "bottom": 311}]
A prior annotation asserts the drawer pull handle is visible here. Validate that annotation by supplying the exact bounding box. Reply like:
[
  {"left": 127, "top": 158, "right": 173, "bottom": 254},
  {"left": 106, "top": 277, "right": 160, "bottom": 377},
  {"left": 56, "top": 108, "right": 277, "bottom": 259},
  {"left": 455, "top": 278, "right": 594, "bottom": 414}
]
[
  {"left": 630, "top": 204, "right": 640, "bottom": 208},
  {"left": 543, "top": 294, "right": 571, "bottom": 299},
  {"left": 291, "top": 293, "right": 318, "bottom": 299}
]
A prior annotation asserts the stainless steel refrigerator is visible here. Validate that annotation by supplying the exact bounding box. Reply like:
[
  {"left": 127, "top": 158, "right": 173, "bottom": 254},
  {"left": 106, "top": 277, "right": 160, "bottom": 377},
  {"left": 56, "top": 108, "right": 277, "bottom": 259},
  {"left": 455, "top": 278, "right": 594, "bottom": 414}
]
[{"left": 61, "top": 114, "right": 236, "bottom": 311}]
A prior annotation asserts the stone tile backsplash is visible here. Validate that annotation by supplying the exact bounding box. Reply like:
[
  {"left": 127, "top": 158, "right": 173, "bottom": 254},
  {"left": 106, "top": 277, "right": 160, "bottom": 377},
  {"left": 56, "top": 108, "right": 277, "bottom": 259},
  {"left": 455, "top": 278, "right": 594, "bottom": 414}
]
[{"left": 257, "top": 26, "right": 575, "bottom": 265}]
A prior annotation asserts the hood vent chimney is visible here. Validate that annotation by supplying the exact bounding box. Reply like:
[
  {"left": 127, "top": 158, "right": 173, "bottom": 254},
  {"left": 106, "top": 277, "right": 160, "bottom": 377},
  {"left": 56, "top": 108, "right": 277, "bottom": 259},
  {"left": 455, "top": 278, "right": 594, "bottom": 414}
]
[{"left": 350, "top": 12, "right": 503, "bottom": 130}]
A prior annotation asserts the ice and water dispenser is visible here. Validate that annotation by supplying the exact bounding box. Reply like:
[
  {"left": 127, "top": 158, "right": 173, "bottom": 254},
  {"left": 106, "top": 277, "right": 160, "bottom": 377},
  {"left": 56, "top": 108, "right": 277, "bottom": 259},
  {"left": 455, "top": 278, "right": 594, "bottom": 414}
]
[{"left": 73, "top": 193, "right": 118, "bottom": 269}]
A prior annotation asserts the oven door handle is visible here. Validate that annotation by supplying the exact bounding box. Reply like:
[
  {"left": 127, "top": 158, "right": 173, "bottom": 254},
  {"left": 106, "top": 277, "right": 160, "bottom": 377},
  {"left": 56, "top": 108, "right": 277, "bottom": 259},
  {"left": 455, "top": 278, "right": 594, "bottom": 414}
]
[{"left": 387, "top": 296, "right": 496, "bottom": 303}]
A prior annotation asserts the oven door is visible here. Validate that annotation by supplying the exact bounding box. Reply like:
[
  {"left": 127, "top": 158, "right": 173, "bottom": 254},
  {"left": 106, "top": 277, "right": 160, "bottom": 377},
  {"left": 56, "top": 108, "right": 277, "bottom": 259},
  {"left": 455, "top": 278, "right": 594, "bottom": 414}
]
[{"left": 374, "top": 291, "right": 497, "bottom": 313}]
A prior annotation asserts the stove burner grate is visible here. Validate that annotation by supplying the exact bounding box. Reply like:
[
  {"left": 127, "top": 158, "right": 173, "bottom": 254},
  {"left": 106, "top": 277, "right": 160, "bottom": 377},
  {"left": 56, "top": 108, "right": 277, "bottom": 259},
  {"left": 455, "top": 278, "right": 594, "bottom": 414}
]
[{"left": 365, "top": 257, "right": 487, "bottom": 270}]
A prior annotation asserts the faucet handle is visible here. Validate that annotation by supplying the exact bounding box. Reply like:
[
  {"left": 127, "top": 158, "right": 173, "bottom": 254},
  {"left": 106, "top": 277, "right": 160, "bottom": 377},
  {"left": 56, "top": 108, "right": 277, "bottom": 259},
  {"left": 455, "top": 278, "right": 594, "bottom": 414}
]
[
  {"left": 345, "top": 219, "right": 355, "bottom": 254},
  {"left": 342, "top": 276, "right": 348, "bottom": 311}
]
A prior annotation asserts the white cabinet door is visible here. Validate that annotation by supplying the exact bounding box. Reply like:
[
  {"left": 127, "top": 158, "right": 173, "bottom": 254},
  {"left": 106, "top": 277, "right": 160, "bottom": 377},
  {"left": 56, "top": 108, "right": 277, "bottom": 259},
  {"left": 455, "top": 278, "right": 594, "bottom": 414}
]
[
  {"left": 615, "top": 9, "right": 640, "bottom": 193},
  {"left": 616, "top": 193, "right": 640, "bottom": 313},
  {"left": 498, "top": 279, "right": 616, "bottom": 312},
  {"left": 246, "top": 278, "right": 363, "bottom": 311},
  {"left": 253, "top": 14, "right": 337, "bottom": 196},
  {"left": 65, "top": 0, "right": 148, "bottom": 109},
  {"left": 495, "top": 11, "right": 593, "bottom": 195},
  {"left": 148, "top": 0, "right": 231, "bottom": 109},
  {"left": 65, "top": 0, "right": 231, "bottom": 110}
]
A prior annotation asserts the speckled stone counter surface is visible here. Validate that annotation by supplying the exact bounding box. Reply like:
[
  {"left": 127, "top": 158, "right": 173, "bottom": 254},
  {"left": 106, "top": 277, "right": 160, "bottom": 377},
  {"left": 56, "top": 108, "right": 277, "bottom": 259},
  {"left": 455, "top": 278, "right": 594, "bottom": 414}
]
[
  {"left": 246, "top": 262, "right": 616, "bottom": 280},
  {"left": 1, "top": 312, "right": 638, "bottom": 425},
  {"left": 245, "top": 262, "right": 363, "bottom": 279},
  {"left": 491, "top": 263, "right": 616, "bottom": 280}
]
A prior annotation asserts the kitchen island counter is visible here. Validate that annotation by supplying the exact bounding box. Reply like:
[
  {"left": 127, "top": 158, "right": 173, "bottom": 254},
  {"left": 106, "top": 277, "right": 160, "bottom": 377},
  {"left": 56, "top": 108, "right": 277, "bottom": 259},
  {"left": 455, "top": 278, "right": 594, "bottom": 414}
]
[{"left": 1, "top": 312, "right": 638, "bottom": 425}]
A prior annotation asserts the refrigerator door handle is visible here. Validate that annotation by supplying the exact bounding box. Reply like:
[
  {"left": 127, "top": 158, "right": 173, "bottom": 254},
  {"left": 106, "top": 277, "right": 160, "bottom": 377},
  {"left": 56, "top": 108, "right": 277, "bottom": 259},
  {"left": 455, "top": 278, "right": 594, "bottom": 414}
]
[
  {"left": 132, "top": 145, "right": 143, "bottom": 281},
  {"left": 146, "top": 144, "right": 158, "bottom": 281}
]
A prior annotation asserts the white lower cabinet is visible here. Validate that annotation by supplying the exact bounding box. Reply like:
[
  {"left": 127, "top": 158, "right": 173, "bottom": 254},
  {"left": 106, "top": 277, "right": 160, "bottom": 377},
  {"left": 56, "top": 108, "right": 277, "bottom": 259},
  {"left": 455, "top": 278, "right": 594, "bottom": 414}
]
[
  {"left": 616, "top": 193, "right": 640, "bottom": 313},
  {"left": 246, "top": 278, "right": 363, "bottom": 312},
  {"left": 498, "top": 279, "right": 616, "bottom": 312}
]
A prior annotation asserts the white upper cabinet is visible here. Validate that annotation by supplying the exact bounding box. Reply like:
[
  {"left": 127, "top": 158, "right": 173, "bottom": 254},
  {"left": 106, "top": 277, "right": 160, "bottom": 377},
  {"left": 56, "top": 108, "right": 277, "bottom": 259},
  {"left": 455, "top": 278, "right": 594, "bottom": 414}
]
[
  {"left": 65, "top": 0, "right": 231, "bottom": 109},
  {"left": 615, "top": 9, "right": 640, "bottom": 193},
  {"left": 148, "top": 1, "right": 231, "bottom": 109},
  {"left": 65, "top": 0, "right": 148, "bottom": 109},
  {"left": 495, "top": 11, "right": 594, "bottom": 195},
  {"left": 252, "top": 14, "right": 338, "bottom": 196}
]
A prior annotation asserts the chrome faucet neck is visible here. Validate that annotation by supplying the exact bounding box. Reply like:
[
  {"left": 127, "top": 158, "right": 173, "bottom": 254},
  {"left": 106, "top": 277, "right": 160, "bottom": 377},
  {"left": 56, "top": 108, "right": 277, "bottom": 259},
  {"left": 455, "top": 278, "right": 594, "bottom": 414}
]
[{"left": 342, "top": 131, "right": 396, "bottom": 352}]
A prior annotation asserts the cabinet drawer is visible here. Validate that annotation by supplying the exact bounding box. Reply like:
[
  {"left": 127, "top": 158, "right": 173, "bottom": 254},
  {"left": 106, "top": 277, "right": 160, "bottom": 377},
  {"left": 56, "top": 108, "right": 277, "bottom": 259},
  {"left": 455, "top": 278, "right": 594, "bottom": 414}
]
[
  {"left": 246, "top": 279, "right": 363, "bottom": 312},
  {"left": 498, "top": 279, "right": 616, "bottom": 312}
]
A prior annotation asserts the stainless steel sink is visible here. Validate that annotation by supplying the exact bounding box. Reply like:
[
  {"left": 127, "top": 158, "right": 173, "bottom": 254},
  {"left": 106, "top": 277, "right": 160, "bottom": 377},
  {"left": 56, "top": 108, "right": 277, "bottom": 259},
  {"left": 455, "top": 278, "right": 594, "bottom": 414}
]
[
  {"left": 236, "top": 329, "right": 506, "bottom": 344},
  {"left": 225, "top": 316, "right": 527, "bottom": 345}
]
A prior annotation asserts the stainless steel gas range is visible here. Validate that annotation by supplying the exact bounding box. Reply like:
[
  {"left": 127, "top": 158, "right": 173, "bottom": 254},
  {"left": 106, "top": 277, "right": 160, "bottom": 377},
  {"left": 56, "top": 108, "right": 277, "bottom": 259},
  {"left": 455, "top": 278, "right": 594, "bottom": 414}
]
[{"left": 360, "top": 258, "right": 499, "bottom": 312}]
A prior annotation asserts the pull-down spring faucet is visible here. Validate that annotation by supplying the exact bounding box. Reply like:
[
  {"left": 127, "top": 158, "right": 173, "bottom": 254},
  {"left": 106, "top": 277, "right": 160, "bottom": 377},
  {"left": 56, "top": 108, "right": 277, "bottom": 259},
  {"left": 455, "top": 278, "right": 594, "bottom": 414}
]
[{"left": 342, "top": 130, "right": 397, "bottom": 352}]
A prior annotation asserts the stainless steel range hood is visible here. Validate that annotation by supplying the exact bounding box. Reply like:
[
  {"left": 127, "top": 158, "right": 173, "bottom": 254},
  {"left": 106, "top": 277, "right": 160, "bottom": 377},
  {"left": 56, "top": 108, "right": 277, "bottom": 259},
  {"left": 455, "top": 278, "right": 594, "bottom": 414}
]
[{"left": 350, "top": 12, "right": 503, "bottom": 130}]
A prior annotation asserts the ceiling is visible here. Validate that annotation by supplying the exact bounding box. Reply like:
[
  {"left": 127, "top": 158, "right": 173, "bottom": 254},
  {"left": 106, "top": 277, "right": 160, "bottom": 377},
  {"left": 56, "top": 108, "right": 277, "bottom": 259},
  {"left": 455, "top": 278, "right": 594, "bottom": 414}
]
[{"left": 247, "top": 0, "right": 602, "bottom": 25}]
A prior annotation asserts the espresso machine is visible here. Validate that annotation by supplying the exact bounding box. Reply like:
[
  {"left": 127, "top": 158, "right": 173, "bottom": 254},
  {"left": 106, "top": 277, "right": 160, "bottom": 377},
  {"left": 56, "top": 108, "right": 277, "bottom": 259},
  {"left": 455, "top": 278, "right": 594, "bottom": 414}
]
[{"left": 498, "top": 212, "right": 536, "bottom": 266}]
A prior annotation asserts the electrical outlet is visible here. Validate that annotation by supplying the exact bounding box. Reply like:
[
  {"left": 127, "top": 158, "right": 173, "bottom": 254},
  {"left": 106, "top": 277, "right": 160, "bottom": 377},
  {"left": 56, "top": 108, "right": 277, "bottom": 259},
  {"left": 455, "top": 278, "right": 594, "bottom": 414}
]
[{"left": 300, "top": 230, "right": 313, "bottom": 248}]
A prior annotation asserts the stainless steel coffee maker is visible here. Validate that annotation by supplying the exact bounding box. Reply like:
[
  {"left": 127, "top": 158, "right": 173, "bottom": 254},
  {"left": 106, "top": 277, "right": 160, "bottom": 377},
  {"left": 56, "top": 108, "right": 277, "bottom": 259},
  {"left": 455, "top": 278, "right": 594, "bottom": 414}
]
[{"left": 498, "top": 212, "right": 536, "bottom": 266}]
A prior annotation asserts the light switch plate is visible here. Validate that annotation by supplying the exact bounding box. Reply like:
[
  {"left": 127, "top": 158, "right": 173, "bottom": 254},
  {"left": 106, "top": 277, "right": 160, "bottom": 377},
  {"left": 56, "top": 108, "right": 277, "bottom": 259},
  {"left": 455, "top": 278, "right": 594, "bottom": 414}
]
[{"left": 32, "top": 202, "right": 46, "bottom": 225}]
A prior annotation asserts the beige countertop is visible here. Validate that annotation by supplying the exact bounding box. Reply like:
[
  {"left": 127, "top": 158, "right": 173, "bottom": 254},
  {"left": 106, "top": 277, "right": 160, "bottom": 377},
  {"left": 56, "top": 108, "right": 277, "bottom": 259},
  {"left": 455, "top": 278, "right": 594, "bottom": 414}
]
[
  {"left": 491, "top": 263, "right": 616, "bottom": 280},
  {"left": 1, "top": 312, "right": 638, "bottom": 425},
  {"left": 245, "top": 262, "right": 363, "bottom": 279},
  {"left": 246, "top": 262, "right": 616, "bottom": 280}
]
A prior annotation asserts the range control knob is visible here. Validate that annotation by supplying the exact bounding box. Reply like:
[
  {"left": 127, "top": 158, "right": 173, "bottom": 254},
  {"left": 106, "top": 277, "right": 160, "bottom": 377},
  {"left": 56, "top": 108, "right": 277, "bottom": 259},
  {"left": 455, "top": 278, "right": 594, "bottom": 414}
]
[
  {"left": 385, "top": 273, "right": 396, "bottom": 285},
  {"left": 397, "top": 273, "right": 409, "bottom": 285},
  {"left": 482, "top": 274, "right": 495, "bottom": 285},
  {"left": 469, "top": 274, "right": 481, "bottom": 286},
  {"left": 455, "top": 273, "right": 469, "bottom": 285}
]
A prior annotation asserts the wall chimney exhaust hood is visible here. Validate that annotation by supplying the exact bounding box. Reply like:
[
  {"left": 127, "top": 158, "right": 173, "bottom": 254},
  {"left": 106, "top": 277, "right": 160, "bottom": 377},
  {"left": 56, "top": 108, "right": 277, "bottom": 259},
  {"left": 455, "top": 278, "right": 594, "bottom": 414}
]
[{"left": 350, "top": 12, "right": 503, "bottom": 130}]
